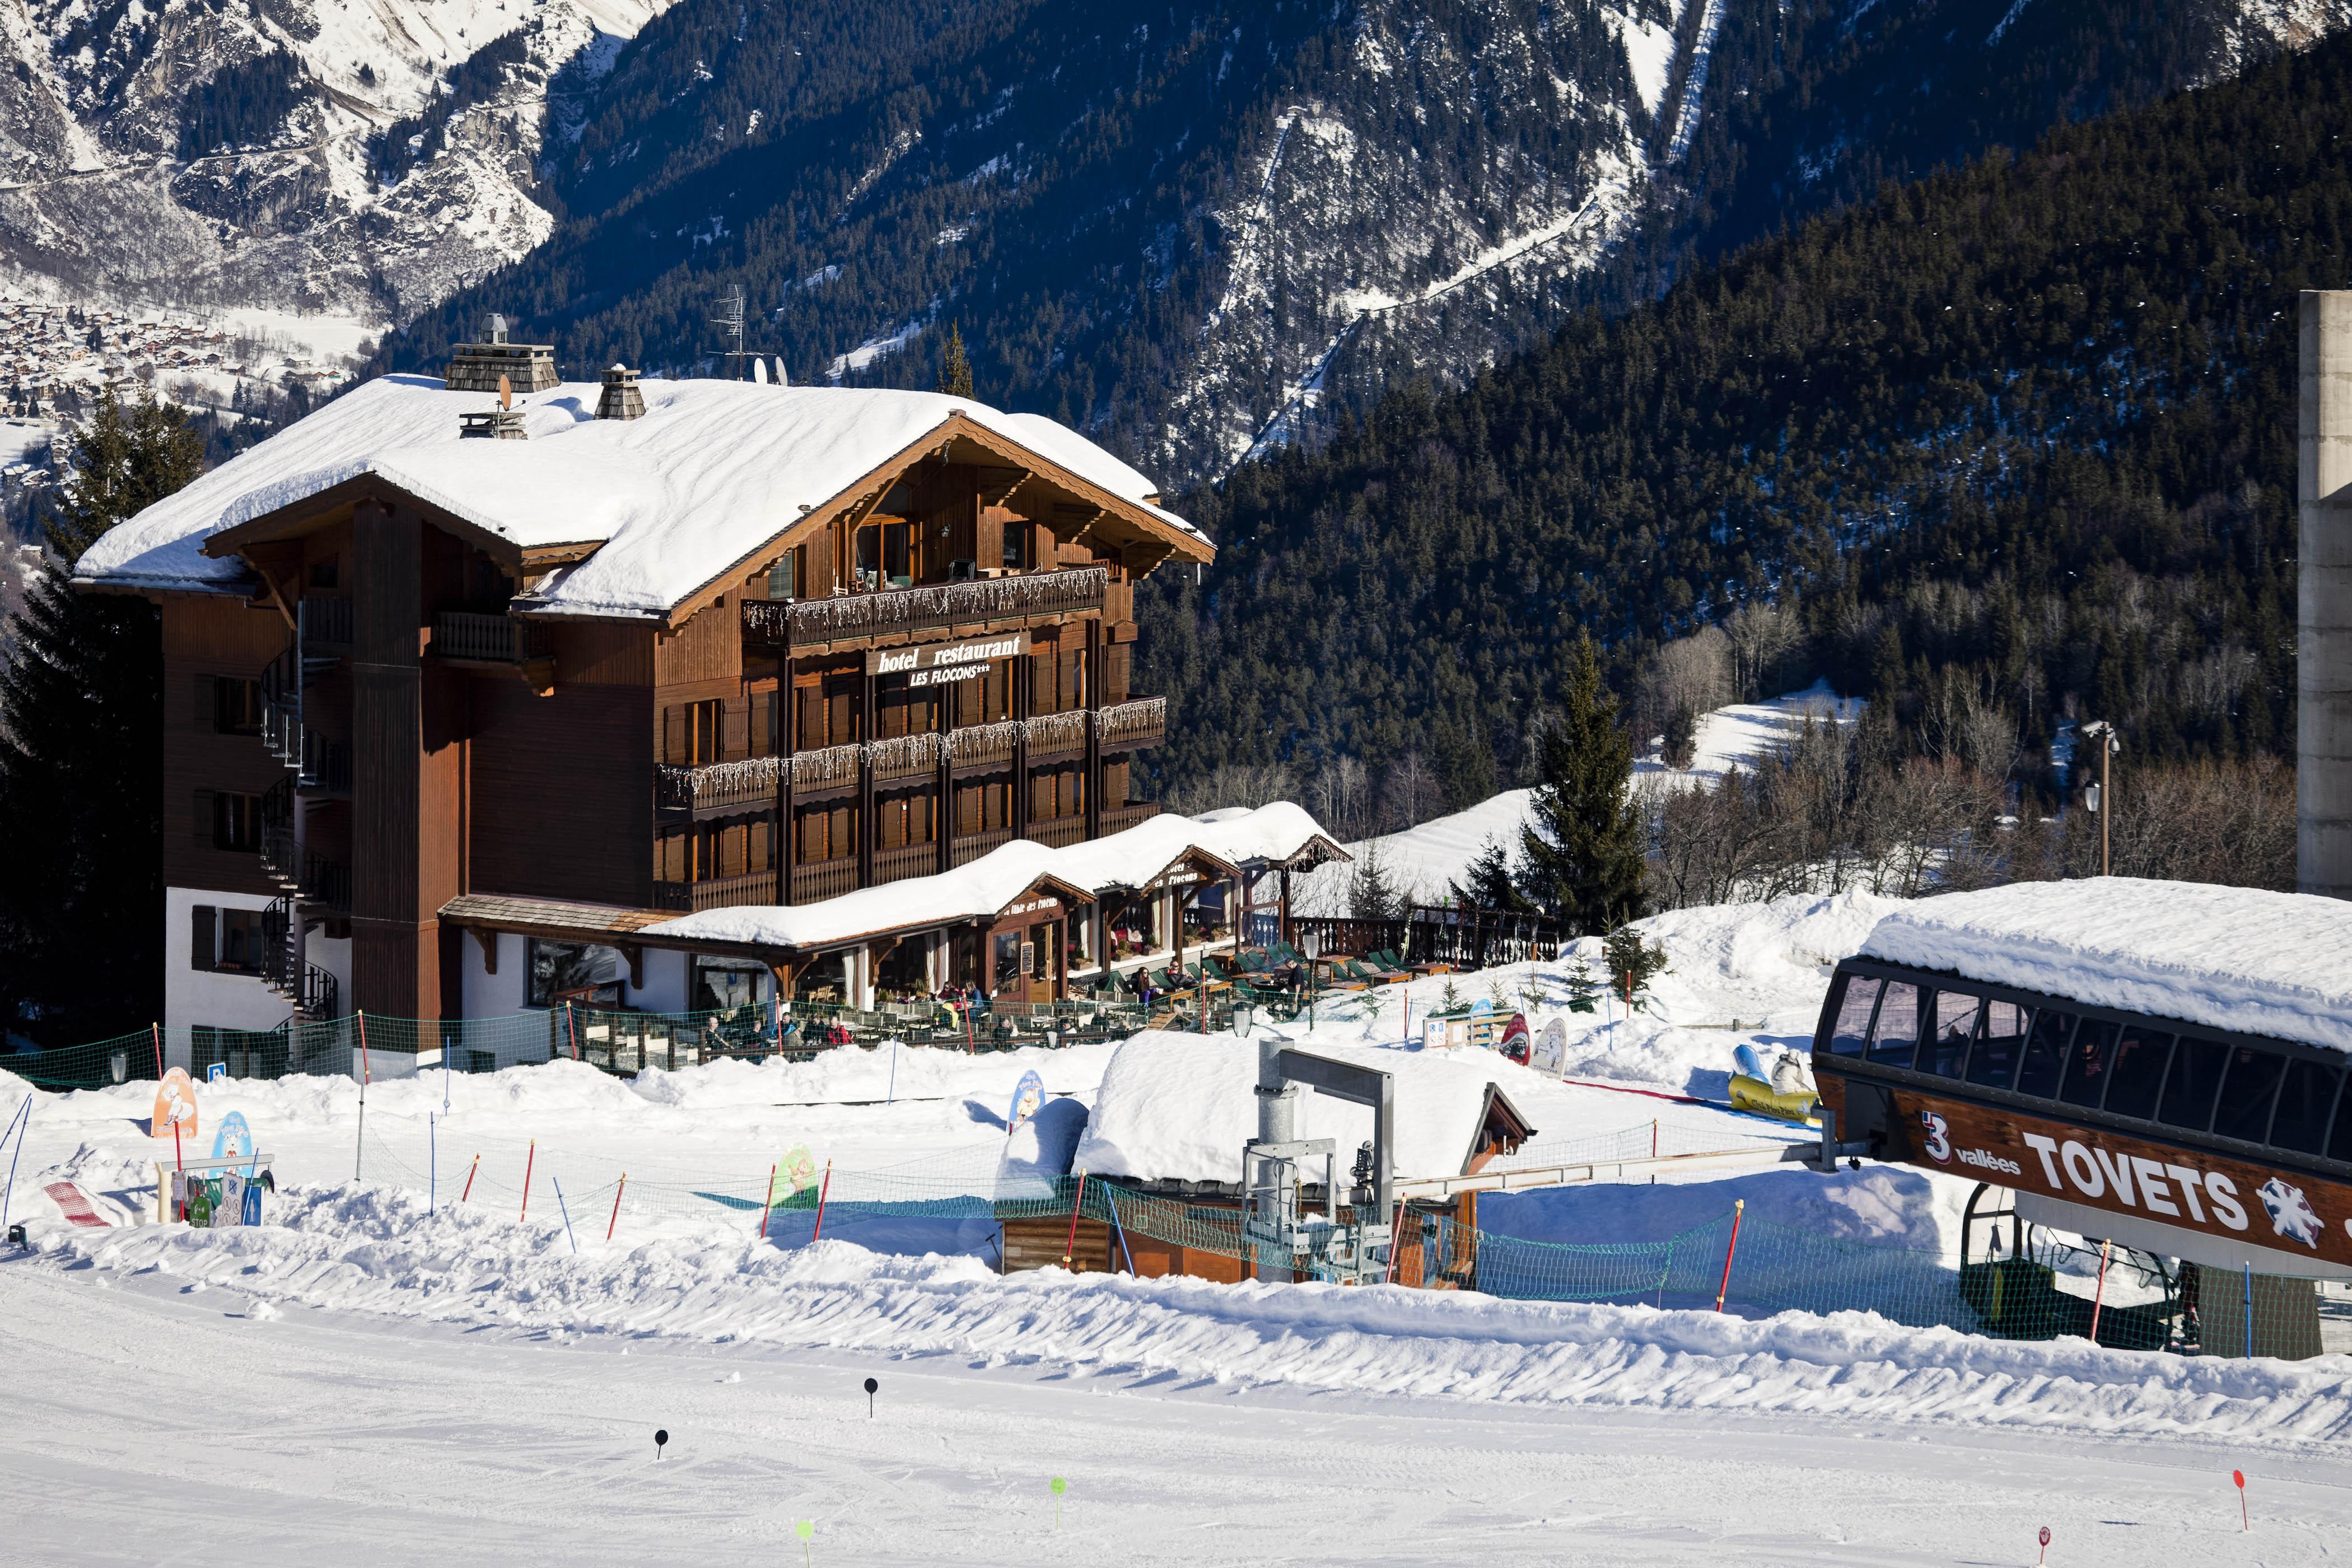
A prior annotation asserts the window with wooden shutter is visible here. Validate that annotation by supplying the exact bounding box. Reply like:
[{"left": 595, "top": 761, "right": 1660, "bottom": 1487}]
[
  {"left": 190, "top": 904, "right": 216, "bottom": 970},
  {"left": 193, "top": 788, "right": 214, "bottom": 844},
  {"left": 722, "top": 698, "right": 749, "bottom": 759}
]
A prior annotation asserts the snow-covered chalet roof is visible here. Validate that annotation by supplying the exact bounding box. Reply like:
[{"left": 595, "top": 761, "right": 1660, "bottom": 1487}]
[
  {"left": 1856, "top": 879, "right": 2352, "bottom": 1056},
  {"left": 639, "top": 802, "right": 1343, "bottom": 953},
  {"left": 72, "top": 374, "right": 1205, "bottom": 619},
  {"left": 1072, "top": 1032, "right": 1533, "bottom": 1185}
]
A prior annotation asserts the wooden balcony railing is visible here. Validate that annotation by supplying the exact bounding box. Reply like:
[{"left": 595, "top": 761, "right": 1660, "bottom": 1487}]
[
  {"left": 1025, "top": 709, "right": 1087, "bottom": 760},
  {"left": 948, "top": 720, "right": 1021, "bottom": 771},
  {"left": 790, "top": 856, "right": 859, "bottom": 905},
  {"left": 1101, "top": 801, "right": 1159, "bottom": 836},
  {"left": 297, "top": 595, "right": 353, "bottom": 646},
  {"left": 433, "top": 611, "right": 548, "bottom": 663},
  {"left": 873, "top": 841, "right": 940, "bottom": 886},
  {"left": 656, "top": 755, "right": 783, "bottom": 816},
  {"left": 651, "top": 870, "right": 779, "bottom": 912},
  {"left": 951, "top": 829, "right": 1013, "bottom": 867},
  {"left": 1030, "top": 815, "right": 1086, "bottom": 848},
  {"left": 791, "top": 743, "right": 862, "bottom": 793},
  {"left": 867, "top": 731, "right": 942, "bottom": 785},
  {"left": 1096, "top": 696, "right": 1166, "bottom": 751},
  {"left": 742, "top": 565, "right": 1109, "bottom": 648}
]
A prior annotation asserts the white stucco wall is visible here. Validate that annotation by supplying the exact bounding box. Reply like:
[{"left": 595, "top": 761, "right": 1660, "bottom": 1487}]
[{"left": 164, "top": 885, "right": 298, "bottom": 1042}]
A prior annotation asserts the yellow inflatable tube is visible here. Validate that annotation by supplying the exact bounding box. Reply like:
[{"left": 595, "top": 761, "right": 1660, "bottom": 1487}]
[{"left": 1729, "top": 1074, "right": 1821, "bottom": 1126}]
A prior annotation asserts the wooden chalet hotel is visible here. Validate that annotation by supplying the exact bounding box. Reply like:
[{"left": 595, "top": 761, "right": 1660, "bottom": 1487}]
[{"left": 77, "top": 329, "right": 1342, "bottom": 1033}]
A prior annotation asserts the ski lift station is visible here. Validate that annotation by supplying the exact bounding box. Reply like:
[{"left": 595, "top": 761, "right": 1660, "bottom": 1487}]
[{"left": 1809, "top": 877, "right": 2352, "bottom": 1357}]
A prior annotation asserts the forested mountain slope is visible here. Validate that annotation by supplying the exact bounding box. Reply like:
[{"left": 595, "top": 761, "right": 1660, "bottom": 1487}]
[
  {"left": 1140, "top": 27, "right": 2352, "bottom": 811},
  {"left": 374, "top": 0, "right": 2341, "bottom": 486}
]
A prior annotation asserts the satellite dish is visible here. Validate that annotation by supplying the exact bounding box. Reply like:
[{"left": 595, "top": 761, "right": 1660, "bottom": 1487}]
[
  {"left": 753, "top": 358, "right": 768, "bottom": 385},
  {"left": 498, "top": 373, "right": 512, "bottom": 411},
  {"left": 773, "top": 357, "right": 790, "bottom": 387}
]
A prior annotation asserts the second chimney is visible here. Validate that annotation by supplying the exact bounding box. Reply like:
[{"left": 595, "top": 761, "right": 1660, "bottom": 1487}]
[{"left": 598, "top": 363, "right": 646, "bottom": 421}]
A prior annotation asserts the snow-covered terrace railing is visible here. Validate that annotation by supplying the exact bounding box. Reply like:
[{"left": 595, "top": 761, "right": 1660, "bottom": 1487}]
[
  {"left": 741, "top": 565, "right": 1109, "bottom": 647},
  {"left": 1026, "top": 709, "right": 1088, "bottom": 759},
  {"left": 655, "top": 755, "right": 784, "bottom": 815},
  {"left": 1095, "top": 696, "right": 1165, "bottom": 750}
]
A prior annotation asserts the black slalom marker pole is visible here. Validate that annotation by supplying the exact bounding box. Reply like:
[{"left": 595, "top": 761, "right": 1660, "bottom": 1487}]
[
  {"left": 864, "top": 1376, "right": 878, "bottom": 1418},
  {"left": 655, "top": 1428, "right": 669, "bottom": 1461}
]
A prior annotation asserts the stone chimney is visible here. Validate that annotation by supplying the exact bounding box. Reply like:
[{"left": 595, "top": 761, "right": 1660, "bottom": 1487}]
[
  {"left": 598, "top": 363, "right": 646, "bottom": 421},
  {"left": 2299, "top": 291, "right": 2352, "bottom": 897},
  {"left": 446, "top": 314, "right": 559, "bottom": 394}
]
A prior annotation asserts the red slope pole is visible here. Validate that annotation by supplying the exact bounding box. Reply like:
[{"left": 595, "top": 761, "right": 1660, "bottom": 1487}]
[
  {"left": 810, "top": 1159, "right": 834, "bottom": 1243},
  {"left": 1714, "top": 1198, "right": 1747, "bottom": 1313},
  {"left": 1059, "top": 1169, "right": 1089, "bottom": 1270},
  {"left": 757, "top": 1163, "right": 778, "bottom": 1239},
  {"left": 607, "top": 1174, "right": 628, "bottom": 1242},
  {"left": 460, "top": 1154, "right": 480, "bottom": 1202},
  {"left": 150, "top": 1021, "right": 164, "bottom": 1079},
  {"left": 2088, "top": 1239, "right": 2113, "bottom": 1345},
  {"left": 520, "top": 1140, "right": 535, "bottom": 1221}
]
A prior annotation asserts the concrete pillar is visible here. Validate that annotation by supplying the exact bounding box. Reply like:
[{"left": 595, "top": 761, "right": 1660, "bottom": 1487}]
[{"left": 2299, "top": 291, "right": 2352, "bottom": 898}]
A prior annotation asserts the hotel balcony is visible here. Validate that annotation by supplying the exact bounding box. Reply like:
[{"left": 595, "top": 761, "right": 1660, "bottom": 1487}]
[{"left": 741, "top": 564, "right": 1115, "bottom": 651}]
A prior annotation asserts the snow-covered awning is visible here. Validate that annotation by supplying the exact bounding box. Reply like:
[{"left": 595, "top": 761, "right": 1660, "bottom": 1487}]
[
  {"left": 1855, "top": 878, "right": 2352, "bottom": 1056},
  {"left": 636, "top": 801, "right": 1343, "bottom": 955},
  {"left": 1071, "top": 1032, "right": 1534, "bottom": 1188},
  {"left": 73, "top": 375, "right": 1208, "bottom": 621}
]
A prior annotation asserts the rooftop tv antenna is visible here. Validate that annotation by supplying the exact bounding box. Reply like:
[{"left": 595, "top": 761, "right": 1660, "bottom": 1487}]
[{"left": 708, "top": 285, "right": 753, "bottom": 380}]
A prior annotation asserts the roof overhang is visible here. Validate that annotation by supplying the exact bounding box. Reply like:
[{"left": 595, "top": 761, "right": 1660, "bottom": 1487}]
[
  {"left": 200, "top": 472, "right": 605, "bottom": 576},
  {"left": 438, "top": 893, "right": 794, "bottom": 966},
  {"left": 646, "top": 410, "right": 1214, "bottom": 631}
]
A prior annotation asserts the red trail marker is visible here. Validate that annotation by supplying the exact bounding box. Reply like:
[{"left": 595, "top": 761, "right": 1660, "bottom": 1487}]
[
  {"left": 2037, "top": 1525, "right": 2050, "bottom": 1565},
  {"left": 2233, "top": 1469, "right": 2248, "bottom": 1532}
]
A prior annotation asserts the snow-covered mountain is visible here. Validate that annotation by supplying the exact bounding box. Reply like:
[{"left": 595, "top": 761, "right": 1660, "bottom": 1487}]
[{"left": 0, "top": 0, "right": 673, "bottom": 324}]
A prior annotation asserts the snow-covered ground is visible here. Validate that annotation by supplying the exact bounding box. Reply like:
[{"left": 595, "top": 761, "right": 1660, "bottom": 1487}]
[{"left": 3, "top": 888, "right": 2347, "bottom": 1560}]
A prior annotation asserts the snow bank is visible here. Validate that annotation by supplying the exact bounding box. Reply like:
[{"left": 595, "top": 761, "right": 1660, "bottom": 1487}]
[
  {"left": 1074, "top": 1031, "right": 1532, "bottom": 1183},
  {"left": 1858, "top": 879, "right": 2352, "bottom": 1055},
  {"left": 35, "top": 1191, "right": 2351, "bottom": 1446}
]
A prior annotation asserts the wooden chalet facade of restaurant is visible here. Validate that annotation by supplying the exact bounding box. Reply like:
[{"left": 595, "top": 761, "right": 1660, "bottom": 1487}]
[{"left": 77, "top": 333, "right": 1217, "bottom": 1030}]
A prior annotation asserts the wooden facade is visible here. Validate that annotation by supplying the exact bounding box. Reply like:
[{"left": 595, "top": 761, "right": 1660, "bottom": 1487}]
[{"left": 143, "top": 389, "right": 1203, "bottom": 1024}]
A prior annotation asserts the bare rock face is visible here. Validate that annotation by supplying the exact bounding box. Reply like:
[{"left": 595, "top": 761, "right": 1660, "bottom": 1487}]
[{"left": 0, "top": 0, "right": 674, "bottom": 322}]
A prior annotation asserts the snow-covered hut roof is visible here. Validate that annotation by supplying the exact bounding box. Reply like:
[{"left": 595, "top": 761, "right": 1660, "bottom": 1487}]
[
  {"left": 73, "top": 375, "right": 1206, "bottom": 620},
  {"left": 638, "top": 802, "right": 1343, "bottom": 954},
  {"left": 1188, "top": 801, "right": 1352, "bottom": 870},
  {"left": 1071, "top": 1033, "right": 1534, "bottom": 1187},
  {"left": 1856, "top": 879, "right": 2352, "bottom": 1056}
]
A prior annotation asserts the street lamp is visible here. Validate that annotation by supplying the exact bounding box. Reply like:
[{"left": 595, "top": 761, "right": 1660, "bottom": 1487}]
[{"left": 2080, "top": 720, "right": 2122, "bottom": 876}]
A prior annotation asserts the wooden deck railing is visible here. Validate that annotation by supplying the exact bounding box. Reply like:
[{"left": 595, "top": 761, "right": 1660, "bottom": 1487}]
[
  {"left": 655, "top": 755, "right": 783, "bottom": 815},
  {"left": 1100, "top": 801, "right": 1159, "bottom": 836},
  {"left": 949, "top": 720, "right": 1021, "bottom": 771},
  {"left": 790, "top": 856, "right": 859, "bottom": 904},
  {"left": 433, "top": 611, "right": 548, "bottom": 662},
  {"left": 651, "top": 870, "right": 779, "bottom": 912},
  {"left": 1095, "top": 696, "right": 1165, "bottom": 750},
  {"left": 1030, "top": 815, "right": 1086, "bottom": 848},
  {"left": 791, "top": 743, "right": 862, "bottom": 792},
  {"left": 1025, "top": 709, "right": 1088, "bottom": 759},
  {"left": 873, "top": 841, "right": 940, "bottom": 885},
  {"left": 867, "top": 732, "right": 943, "bottom": 785},
  {"left": 951, "top": 829, "right": 1013, "bottom": 866},
  {"left": 741, "top": 566, "right": 1108, "bottom": 648}
]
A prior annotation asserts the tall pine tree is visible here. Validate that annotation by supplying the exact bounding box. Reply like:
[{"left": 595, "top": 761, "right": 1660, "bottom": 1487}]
[
  {"left": 1518, "top": 636, "right": 1646, "bottom": 932},
  {"left": 936, "top": 321, "right": 974, "bottom": 398},
  {"left": 0, "top": 391, "right": 204, "bottom": 1046}
]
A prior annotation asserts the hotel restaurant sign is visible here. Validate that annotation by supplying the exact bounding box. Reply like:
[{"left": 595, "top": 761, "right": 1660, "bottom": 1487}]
[{"left": 867, "top": 632, "right": 1030, "bottom": 686}]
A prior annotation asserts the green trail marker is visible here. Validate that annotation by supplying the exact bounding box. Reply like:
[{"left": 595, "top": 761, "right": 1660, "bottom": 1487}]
[
  {"left": 795, "top": 1518, "right": 814, "bottom": 1566},
  {"left": 1049, "top": 1475, "right": 1067, "bottom": 1531}
]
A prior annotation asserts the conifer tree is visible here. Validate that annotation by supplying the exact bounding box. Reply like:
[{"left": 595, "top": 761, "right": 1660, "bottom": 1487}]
[
  {"left": 1518, "top": 636, "right": 1646, "bottom": 932},
  {"left": 936, "top": 321, "right": 974, "bottom": 399},
  {"left": 0, "top": 391, "right": 204, "bottom": 1045},
  {"left": 1448, "top": 837, "right": 1534, "bottom": 913}
]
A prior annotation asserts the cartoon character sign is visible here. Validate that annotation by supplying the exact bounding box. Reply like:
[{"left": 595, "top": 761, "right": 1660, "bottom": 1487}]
[
  {"left": 2257, "top": 1177, "right": 2324, "bottom": 1248},
  {"left": 1006, "top": 1070, "right": 1046, "bottom": 1136},
  {"left": 151, "top": 1066, "right": 198, "bottom": 1142},
  {"left": 779, "top": 1142, "right": 818, "bottom": 1198},
  {"left": 1529, "top": 1019, "right": 1568, "bottom": 1076},
  {"left": 211, "top": 1111, "right": 255, "bottom": 1162},
  {"left": 1497, "top": 1014, "right": 1532, "bottom": 1065}
]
